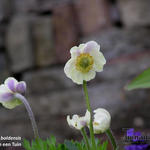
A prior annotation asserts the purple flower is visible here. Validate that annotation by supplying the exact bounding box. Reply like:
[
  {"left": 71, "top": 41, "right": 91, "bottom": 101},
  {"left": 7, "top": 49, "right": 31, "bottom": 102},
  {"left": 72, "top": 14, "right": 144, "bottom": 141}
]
[
  {"left": 0, "top": 77, "right": 26, "bottom": 109},
  {"left": 125, "top": 144, "right": 149, "bottom": 150},
  {"left": 125, "top": 129, "right": 150, "bottom": 150},
  {"left": 127, "top": 128, "right": 142, "bottom": 142}
]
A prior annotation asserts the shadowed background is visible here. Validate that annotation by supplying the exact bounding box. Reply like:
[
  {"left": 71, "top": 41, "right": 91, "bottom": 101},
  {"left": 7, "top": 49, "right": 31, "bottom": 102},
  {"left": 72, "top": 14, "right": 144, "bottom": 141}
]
[{"left": 0, "top": 0, "right": 150, "bottom": 149}]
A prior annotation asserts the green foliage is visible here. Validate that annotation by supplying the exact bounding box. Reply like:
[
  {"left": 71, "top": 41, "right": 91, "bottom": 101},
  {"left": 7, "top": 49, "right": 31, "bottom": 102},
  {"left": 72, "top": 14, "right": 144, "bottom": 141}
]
[
  {"left": 64, "top": 139, "right": 108, "bottom": 150},
  {"left": 23, "top": 137, "right": 108, "bottom": 150},
  {"left": 23, "top": 136, "right": 67, "bottom": 150},
  {"left": 125, "top": 68, "right": 150, "bottom": 90}
]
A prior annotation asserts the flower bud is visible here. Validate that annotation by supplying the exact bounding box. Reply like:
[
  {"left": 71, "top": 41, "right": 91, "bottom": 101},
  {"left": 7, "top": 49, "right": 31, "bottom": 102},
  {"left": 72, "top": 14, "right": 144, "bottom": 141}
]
[
  {"left": 67, "top": 110, "right": 90, "bottom": 130},
  {"left": 93, "top": 108, "right": 111, "bottom": 134},
  {"left": 0, "top": 77, "right": 26, "bottom": 109}
]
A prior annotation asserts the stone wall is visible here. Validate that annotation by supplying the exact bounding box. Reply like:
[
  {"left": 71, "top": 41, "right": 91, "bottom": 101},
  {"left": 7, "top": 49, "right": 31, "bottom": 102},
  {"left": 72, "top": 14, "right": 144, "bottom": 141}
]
[{"left": 0, "top": 0, "right": 150, "bottom": 143}]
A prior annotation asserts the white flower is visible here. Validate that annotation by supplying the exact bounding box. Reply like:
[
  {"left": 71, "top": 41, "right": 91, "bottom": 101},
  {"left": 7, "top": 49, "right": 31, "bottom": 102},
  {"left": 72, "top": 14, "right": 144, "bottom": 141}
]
[
  {"left": 64, "top": 41, "right": 106, "bottom": 84},
  {"left": 67, "top": 110, "right": 90, "bottom": 130},
  {"left": 93, "top": 108, "right": 111, "bottom": 134},
  {"left": 0, "top": 77, "right": 26, "bottom": 109}
]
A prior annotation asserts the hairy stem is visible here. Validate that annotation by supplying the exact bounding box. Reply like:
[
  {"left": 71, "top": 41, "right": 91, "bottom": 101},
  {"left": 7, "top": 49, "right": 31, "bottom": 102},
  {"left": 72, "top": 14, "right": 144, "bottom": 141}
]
[
  {"left": 83, "top": 80, "right": 96, "bottom": 150},
  {"left": 15, "top": 93, "right": 39, "bottom": 139}
]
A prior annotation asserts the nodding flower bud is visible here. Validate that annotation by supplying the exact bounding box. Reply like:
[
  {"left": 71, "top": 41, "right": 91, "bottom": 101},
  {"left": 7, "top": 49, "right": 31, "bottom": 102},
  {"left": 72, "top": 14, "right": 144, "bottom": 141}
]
[
  {"left": 67, "top": 110, "right": 90, "bottom": 130},
  {"left": 93, "top": 108, "right": 111, "bottom": 134},
  {"left": 0, "top": 77, "right": 26, "bottom": 109}
]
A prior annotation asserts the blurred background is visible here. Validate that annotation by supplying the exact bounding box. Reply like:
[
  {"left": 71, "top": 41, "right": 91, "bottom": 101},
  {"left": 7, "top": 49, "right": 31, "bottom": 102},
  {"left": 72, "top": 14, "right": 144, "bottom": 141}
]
[{"left": 0, "top": 0, "right": 150, "bottom": 148}]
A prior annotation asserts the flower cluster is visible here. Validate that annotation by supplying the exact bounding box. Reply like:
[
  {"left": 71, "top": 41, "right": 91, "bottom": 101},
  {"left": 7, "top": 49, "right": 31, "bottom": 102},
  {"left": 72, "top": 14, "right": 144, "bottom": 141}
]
[
  {"left": 0, "top": 77, "right": 26, "bottom": 109},
  {"left": 65, "top": 41, "right": 118, "bottom": 150},
  {"left": 67, "top": 108, "right": 111, "bottom": 134},
  {"left": 0, "top": 40, "right": 117, "bottom": 148}
]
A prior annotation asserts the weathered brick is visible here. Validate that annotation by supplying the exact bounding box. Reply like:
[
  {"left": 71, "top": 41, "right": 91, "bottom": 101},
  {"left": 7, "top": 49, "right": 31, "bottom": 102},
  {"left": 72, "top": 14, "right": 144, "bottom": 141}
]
[
  {"left": 82, "top": 27, "right": 150, "bottom": 59},
  {"left": 22, "top": 68, "right": 75, "bottom": 95},
  {"left": 14, "top": 0, "right": 37, "bottom": 13},
  {"left": 0, "top": 0, "right": 12, "bottom": 22},
  {"left": 32, "top": 16, "right": 55, "bottom": 67},
  {"left": 0, "top": 53, "right": 9, "bottom": 82},
  {"left": 117, "top": 0, "right": 150, "bottom": 27},
  {"left": 6, "top": 15, "right": 34, "bottom": 72},
  {"left": 52, "top": 3, "right": 78, "bottom": 63},
  {"left": 31, "top": 0, "right": 71, "bottom": 12},
  {"left": 73, "top": 0, "right": 112, "bottom": 35},
  {"left": 0, "top": 25, "right": 6, "bottom": 49}
]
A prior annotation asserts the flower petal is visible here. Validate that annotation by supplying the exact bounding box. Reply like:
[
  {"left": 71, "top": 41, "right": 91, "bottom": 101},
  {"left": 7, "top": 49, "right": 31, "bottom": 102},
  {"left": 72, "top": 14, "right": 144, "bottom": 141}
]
[
  {"left": 0, "top": 84, "right": 13, "bottom": 102},
  {"left": 83, "top": 69, "right": 96, "bottom": 82},
  {"left": 4, "top": 77, "right": 18, "bottom": 92},
  {"left": 79, "top": 43, "right": 86, "bottom": 53},
  {"left": 64, "top": 59, "right": 84, "bottom": 84},
  {"left": 94, "top": 108, "right": 111, "bottom": 120},
  {"left": 67, "top": 111, "right": 89, "bottom": 130},
  {"left": 93, "top": 108, "right": 111, "bottom": 133},
  {"left": 0, "top": 93, "right": 14, "bottom": 102},
  {"left": 70, "top": 44, "right": 86, "bottom": 58},
  {"left": 90, "top": 50, "right": 106, "bottom": 72},
  {"left": 16, "top": 81, "right": 26, "bottom": 94},
  {"left": 84, "top": 41, "right": 100, "bottom": 53},
  {"left": 0, "top": 84, "right": 11, "bottom": 93},
  {"left": 77, "top": 119, "right": 85, "bottom": 129},
  {"left": 84, "top": 110, "right": 91, "bottom": 124},
  {"left": 1, "top": 98, "right": 22, "bottom": 109},
  {"left": 93, "top": 117, "right": 110, "bottom": 133},
  {"left": 70, "top": 68, "right": 84, "bottom": 84},
  {"left": 70, "top": 46, "right": 81, "bottom": 59},
  {"left": 126, "top": 128, "right": 134, "bottom": 137},
  {"left": 64, "top": 58, "right": 76, "bottom": 79},
  {"left": 72, "top": 114, "right": 79, "bottom": 121},
  {"left": 80, "top": 119, "right": 87, "bottom": 127}
]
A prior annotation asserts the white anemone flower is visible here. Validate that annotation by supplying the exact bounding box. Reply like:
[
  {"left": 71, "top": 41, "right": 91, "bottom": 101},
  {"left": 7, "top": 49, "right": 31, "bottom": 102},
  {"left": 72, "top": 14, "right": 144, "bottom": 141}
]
[
  {"left": 67, "top": 110, "right": 90, "bottom": 130},
  {"left": 64, "top": 41, "right": 106, "bottom": 84},
  {"left": 93, "top": 108, "right": 111, "bottom": 134},
  {"left": 0, "top": 77, "right": 26, "bottom": 109}
]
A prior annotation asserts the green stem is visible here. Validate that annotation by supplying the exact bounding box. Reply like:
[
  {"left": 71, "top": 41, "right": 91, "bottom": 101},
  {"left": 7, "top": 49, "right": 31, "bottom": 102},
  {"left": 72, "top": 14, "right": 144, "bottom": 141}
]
[
  {"left": 81, "top": 128, "right": 90, "bottom": 150},
  {"left": 83, "top": 80, "right": 96, "bottom": 150},
  {"left": 15, "top": 93, "right": 40, "bottom": 139},
  {"left": 106, "top": 128, "right": 118, "bottom": 150}
]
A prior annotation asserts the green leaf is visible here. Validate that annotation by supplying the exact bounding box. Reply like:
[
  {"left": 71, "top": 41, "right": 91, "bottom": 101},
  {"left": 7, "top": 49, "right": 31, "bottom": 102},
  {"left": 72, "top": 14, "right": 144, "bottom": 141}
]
[
  {"left": 23, "top": 137, "right": 70, "bottom": 150},
  {"left": 23, "top": 139, "right": 31, "bottom": 150},
  {"left": 58, "top": 144, "right": 68, "bottom": 150},
  {"left": 126, "top": 68, "right": 150, "bottom": 90},
  {"left": 64, "top": 140, "right": 78, "bottom": 150},
  {"left": 101, "top": 141, "right": 108, "bottom": 150}
]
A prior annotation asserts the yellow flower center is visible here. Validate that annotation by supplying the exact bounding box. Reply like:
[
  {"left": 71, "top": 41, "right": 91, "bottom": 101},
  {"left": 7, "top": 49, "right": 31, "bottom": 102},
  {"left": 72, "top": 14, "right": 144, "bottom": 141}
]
[
  {"left": 76, "top": 53, "right": 94, "bottom": 73},
  {"left": 93, "top": 122, "right": 99, "bottom": 126}
]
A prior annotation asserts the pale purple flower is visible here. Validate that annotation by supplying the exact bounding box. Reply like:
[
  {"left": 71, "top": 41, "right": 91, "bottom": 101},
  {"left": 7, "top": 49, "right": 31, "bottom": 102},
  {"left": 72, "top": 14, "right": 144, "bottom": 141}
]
[
  {"left": 67, "top": 110, "right": 90, "bottom": 130},
  {"left": 64, "top": 41, "right": 106, "bottom": 84},
  {"left": 0, "top": 77, "right": 26, "bottom": 109}
]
